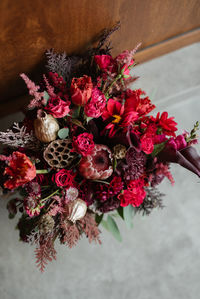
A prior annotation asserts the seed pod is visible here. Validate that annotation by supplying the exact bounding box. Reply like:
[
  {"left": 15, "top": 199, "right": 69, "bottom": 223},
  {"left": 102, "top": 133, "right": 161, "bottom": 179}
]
[
  {"left": 67, "top": 198, "right": 87, "bottom": 223},
  {"left": 34, "top": 110, "right": 59, "bottom": 143}
]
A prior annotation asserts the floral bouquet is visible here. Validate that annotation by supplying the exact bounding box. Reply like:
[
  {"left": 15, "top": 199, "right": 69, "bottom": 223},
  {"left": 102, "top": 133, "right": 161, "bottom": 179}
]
[{"left": 0, "top": 25, "right": 200, "bottom": 272}]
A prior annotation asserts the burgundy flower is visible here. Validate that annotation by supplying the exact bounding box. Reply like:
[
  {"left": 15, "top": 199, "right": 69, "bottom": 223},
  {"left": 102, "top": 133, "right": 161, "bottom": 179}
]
[
  {"left": 72, "top": 133, "right": 95, "bottom": 157},
  {"left": 54, "top": 169, "right": 75, "bottom": 188},
  {"left": 45, "top": 96, "right": 70, "bottom": 118},
  {"left": 94, "top": 55, "right": 114, "bottom": 71},
  {"left": 70, "top": 75, "right": 93, "bottom": 106},
  {"left": 79, "top": 144, "right": 113, "bottom": 180},
  {"left": 84, "top": 87, "right": 106, "bottom": 118},
  {"left": 4, "top": 152, "right": 36, "bottom": 190},
  {"left": 118, "top": 178, "right": 146, "bottom": 207}
]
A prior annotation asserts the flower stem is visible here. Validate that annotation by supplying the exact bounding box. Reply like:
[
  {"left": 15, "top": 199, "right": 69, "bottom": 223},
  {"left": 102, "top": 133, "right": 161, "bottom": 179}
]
[
  {"left": 41, "top": 189, "right": 59, "bottom": 203},
  {"left": 105, "top": 74, "right": 122, "bottom": 99},
  {"left": 36, "top": 169, "right": 49, "bottom": 174}
]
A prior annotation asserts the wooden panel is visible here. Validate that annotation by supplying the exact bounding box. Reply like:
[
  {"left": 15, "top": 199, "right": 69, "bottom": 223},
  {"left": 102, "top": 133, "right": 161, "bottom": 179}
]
[{"left": 0, "top": 0, "right": 200, "bottom": 116}]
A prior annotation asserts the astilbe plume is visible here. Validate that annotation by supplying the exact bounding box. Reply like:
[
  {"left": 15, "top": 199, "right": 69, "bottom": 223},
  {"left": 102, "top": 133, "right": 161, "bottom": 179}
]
[
  {"left": 60, "top": 221, "right": 80, "bottom": 248},
  {"left": 43, "top": 74, "right": 56, "bottom": 97},
  {"left": 79, "top": 213, "right": 101, "bottom": 244},
  {"left": 20, "top": 73, "right": 45, "bottom": 109},
  {"left": 35, "top": 234, "right": 57, "bottom": 272}
]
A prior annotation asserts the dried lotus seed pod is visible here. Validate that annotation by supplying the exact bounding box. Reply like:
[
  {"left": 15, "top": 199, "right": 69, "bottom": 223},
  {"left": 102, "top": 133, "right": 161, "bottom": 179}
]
[{"left": 43, "top": 139, "right": 78, "bottom": 169}]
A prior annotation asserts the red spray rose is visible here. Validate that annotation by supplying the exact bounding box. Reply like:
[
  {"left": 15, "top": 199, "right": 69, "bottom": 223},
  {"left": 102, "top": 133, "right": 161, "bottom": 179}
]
[
  {"left": 72, "top": 133, "right": 95, "bottom": 157},
  {"left": 45, "top": 96, "right": 70, "bottom": 118},
  {"left": 70, "top": 75, "right": 93, "bottom": 106},
  {"left": 94, "top": 55, "right": 114, "bottom": 71},
  {"left": 4, "top": 152, "right": 36, "bottom": 190},
  {"left": 84, "top": 87, "right": 106, "bottom": 118},
  {"left": 54, "top": 169, "right": 75, "bottom": 188}
]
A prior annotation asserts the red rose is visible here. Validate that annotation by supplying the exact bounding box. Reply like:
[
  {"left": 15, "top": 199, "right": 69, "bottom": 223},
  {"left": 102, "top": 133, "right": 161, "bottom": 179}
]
[
  {"left": 54, "top": 169, "right": 75, "bottom": 187},
  {"left": 94, "top": 55, "right": 114, "bottom": 70},
  {"left": 70, "top": 75, "right": 93, "bottom": 106},
  {"left": 4, "top": 152, "right": 36, "bottom": 190},
  {"left": 45, "top": 96, "right": 70, "bottom": 118},
  {"left": 141, "top": 136, "right": 154, "bottom": 154},
  {"left": 84, "top": 87, "right": 106, "bottom": 118},
  {"left": 72, "top": 133, "right": 95, "bottom": 157}
]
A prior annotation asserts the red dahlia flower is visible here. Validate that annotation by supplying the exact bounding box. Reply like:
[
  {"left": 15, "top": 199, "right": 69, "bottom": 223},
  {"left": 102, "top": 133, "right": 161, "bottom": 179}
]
[
  {"left": 151, "top": 112, "right": 177, "bottom": 137},
  {"left": 4, "top": 152, "right": 36, "bottom": 190},
  {"left": 70, "top": 75, "right": 93, "bottom": 106},
  {"left": 102, "top": 98, "right": 138, "bottom": 137}
]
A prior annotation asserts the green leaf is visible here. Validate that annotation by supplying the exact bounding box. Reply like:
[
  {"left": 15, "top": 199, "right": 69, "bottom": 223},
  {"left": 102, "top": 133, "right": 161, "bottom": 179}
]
[
  {"left": 123, "top": 205, "right": 134, "bottom": 229},
  {"left": 113, "top": 158, "right": 117, "bottom": 171},
  {"left": 43, "top": 91, "right": 50, "bottom": 106},
  {"left": 101, "top": 219, "right": 109, "bottom": 231},
  {"left": 86, "top": 117, "right": 93, "bottom": 123},
  {"left": 71, "top": 119, "right": 86, "bottom": 130},
  {"left": 117, "top": 206, "right": 124, "bottom": 219},
  {"left": 58, "top": 128, "right": 69, "bottom": 139},
  {"left": 151, "top": 142, "right": 166, "bottom": 157},
  {"left": 95, "top": 214, "right": 103, "bottom": 225},
  {"left": 107, "top": 215, "right": 122, "bottom": 242}
]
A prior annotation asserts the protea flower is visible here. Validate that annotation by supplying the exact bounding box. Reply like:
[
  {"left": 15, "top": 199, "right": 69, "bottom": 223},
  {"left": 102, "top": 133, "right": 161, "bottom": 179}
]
[{"left": 78, "top": 144, "right": 113, "bottom": 180}]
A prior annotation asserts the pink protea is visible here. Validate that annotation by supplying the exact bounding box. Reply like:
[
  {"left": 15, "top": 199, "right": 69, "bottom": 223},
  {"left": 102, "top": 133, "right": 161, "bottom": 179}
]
[{"left": 78, "top": 144, "right": 113, "bottom": 180}]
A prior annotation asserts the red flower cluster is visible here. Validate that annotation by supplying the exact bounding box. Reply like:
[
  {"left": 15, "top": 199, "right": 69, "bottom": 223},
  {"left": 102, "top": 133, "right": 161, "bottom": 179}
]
[
  {"left": 118, "top": 178, "right": 146, "bottom": 207},
  {"left": 45, "top": 96, "right": 70, "bottom": 118}
]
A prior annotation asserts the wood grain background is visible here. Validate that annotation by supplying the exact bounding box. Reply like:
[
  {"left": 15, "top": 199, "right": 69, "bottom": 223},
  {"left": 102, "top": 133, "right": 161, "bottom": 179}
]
[{"left": 0, "top": 0, "right": 200, "bottom": 116}]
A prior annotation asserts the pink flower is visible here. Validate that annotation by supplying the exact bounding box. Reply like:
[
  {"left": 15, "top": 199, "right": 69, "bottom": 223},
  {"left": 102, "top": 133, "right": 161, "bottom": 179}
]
[
  {"left": 45, "top": 96, "right": 70, "bottom": 118},
  {"left": 84, "top": 87, "right": 106, "bottom": 118},
  {"left": 54, "top": 169, "right": 75, "bottom": 188},
  {"left": 167, "top": 134, "right": 187, "bottom": 151},
  {"left": 24, "top": 195, "right": 44, "bottom": 217},
  {"left": 4, "top": 152, "right": 36, "bottom": 190},
  {"left": 72, "top": 133, "right": 95, "bottom": 156},
  {"left": 70, "top": 75, "right": 93, "bottom": 106}
]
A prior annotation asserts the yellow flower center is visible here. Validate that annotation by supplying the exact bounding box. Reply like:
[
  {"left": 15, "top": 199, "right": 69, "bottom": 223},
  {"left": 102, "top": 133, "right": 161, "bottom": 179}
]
[{"left": 112, "top": 114, "right": 121, "bottom": 124}]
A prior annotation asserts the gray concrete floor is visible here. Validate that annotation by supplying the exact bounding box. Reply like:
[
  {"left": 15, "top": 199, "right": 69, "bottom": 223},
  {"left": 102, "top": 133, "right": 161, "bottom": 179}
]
[{"left": 0, "top": 42, "right": 200, "bottom": 299}]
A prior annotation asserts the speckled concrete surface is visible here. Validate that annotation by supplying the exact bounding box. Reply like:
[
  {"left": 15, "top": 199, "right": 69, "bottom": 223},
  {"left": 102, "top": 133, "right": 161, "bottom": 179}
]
[{"left": 0, "top": 43, "right": 200, "bottom": 299}]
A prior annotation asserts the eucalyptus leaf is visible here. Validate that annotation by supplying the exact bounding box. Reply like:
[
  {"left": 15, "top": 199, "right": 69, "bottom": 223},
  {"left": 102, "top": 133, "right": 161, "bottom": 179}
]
[
  {"left": 43, "top": 91, "right": 50, "bottom": 106},
  {"left": 58, "top": 128, "right": 69, "bottom": 139},
  {"left": 123, "top": 205, "right": 134, "bottom": 229},
  {"left": 107, "top": 215, "right": 122, "bottom": 242},
  {"left": 101, "top": 219, "right": 109, "bottom": 231}
]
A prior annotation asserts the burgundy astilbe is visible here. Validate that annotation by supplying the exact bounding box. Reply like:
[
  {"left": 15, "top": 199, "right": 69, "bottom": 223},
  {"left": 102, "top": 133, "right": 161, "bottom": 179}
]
[
  {"left": 79, "top": 212, "right": 101, "bottom": 244},
  {"left": 97, "top": 196, "right": 120, "bottom": 213},
  {"left": 35, "top": 234, "right": 57, "bottom": 272},
  {"left": 60, "top": 221, "right": 80, "bottom": 248}
]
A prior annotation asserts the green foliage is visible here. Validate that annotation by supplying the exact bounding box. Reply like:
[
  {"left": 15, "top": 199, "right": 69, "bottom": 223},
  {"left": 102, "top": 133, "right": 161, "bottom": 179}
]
[
  {"left": 58, "top": 128, "right": 69, "bottom": 139},
  {"left": 152, "top": 142, "right": 166, "bottom": 157},
  {"left": 95, "top": 213, "right": 103, "bottom": 225},
  {"left": 43, "top": 91, "right": 50, "bottom": 106},
  {"left": 106, "top": 215, "right": 122, "bottom": 242},
  {"left": 123, "top": 205, "right": 134, "bottom": 229}
]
